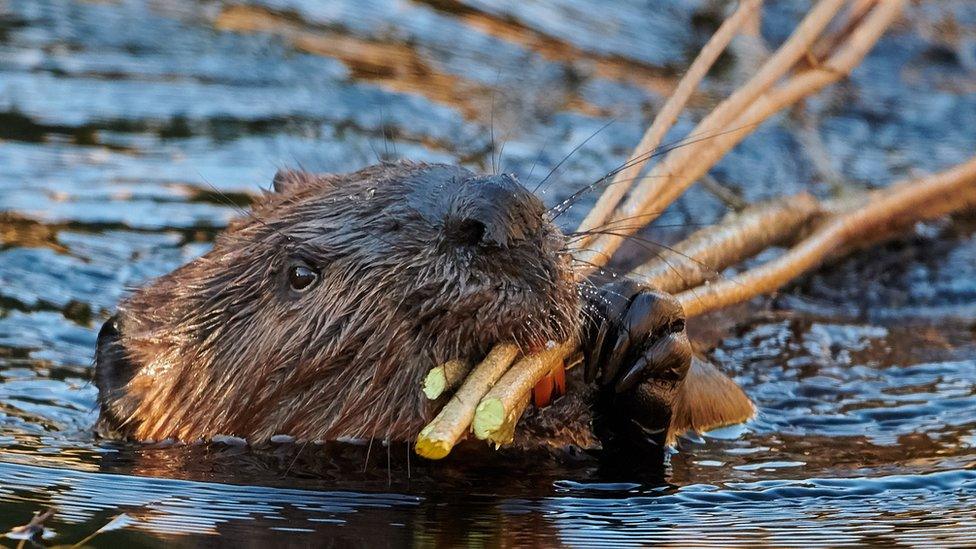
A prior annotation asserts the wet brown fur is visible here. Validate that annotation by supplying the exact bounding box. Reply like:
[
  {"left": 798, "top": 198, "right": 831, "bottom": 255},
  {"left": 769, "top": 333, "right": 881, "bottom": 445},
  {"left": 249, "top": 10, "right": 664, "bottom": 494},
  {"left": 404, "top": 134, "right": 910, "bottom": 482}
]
[
  {"left": 97, "top": 160, "right": 754, "bottom": 449},
  {"left": 99, "top": 161, "right": 580, "bottom": 443}
]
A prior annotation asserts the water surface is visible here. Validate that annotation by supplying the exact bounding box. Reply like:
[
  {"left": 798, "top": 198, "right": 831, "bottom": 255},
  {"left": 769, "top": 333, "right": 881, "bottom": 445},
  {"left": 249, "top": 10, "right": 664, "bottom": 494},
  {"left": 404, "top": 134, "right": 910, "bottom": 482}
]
[{"left": 1, "top": 0, "right": 976, "bottom": 546}]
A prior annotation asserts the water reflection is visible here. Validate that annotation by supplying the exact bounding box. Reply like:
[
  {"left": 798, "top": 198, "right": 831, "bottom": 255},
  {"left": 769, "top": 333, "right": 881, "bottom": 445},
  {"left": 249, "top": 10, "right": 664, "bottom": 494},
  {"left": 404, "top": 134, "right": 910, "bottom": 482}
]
[{"left": 4, "top": 460, "right": 976, "bottom": 547}]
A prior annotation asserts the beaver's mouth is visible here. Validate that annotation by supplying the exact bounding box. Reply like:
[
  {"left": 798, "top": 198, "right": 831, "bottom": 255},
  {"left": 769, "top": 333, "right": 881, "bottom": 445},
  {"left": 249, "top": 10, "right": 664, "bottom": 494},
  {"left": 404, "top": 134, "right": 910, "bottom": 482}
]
[
  {"left": 436, "top": 277, "right": 575, "bottom": 356},
  {"left": 428, "top": 226, "right": 580, "bottom": 357},
  {"left": 484, "top": 274, "right": 581, "bottom": 353},
  {"left": 506, "top": 318, "right": 574, "bottom": 353}
]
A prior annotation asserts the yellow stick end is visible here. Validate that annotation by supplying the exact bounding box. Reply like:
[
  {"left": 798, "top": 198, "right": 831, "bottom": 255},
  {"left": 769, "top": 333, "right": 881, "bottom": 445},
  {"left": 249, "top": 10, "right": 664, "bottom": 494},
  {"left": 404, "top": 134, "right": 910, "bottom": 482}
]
[
  {"left": 472, "top": 398, "right": 505, "bottom": 440},
  {"left": 422, "top": 368, "right": 446, "bottom": 400},
  {"left": 414, "top": 436, "right": 452, "bottom": 460}
]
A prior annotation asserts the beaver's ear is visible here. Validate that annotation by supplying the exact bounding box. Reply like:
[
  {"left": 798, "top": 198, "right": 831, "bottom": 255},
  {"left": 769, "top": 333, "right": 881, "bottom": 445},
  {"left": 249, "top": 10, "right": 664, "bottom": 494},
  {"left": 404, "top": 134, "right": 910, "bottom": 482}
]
[
  {"left": 669, "top": 357, "right": 755, "bottom": 442},
  {"left": 272, "top": 169, "right": 347, "bottom": 194},
  {"left": 272, "top": 169, "right": 315, "bottom": 193}
]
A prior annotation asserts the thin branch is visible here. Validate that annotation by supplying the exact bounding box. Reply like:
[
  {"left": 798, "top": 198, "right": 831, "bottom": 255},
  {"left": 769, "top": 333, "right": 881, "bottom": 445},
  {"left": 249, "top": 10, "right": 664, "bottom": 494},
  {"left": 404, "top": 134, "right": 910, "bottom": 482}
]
[
  {"left": 415, "top": 344, "right": 518, "bottom": 459},
  {"left": 633, "top": 193, "right": 822, "bottom": 293},
  {"left": 677, "top": 156, "right": 976, "bottom": 317},
  {"left": 422, "top": 359, "right": 471, "bottom": 400},
  {"left": 575, "top": 0, "right": 764, "bottom": 239},
  {"left": 576, "top": 0, "right": 857, "bottom": 270},
  {"left": 472, "top": 342, "right": 574, "bottom": 442}
]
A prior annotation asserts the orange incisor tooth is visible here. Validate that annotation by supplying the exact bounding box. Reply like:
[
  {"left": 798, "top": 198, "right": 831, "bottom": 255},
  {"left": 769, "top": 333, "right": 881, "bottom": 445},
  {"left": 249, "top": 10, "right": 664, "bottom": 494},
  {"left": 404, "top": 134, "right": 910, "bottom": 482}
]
[
  {"left": 552, "top": 361, "right": 566, "bottom": 395},
  {"left": 531, "top": 361, "right": 566, "bottom": 408}
]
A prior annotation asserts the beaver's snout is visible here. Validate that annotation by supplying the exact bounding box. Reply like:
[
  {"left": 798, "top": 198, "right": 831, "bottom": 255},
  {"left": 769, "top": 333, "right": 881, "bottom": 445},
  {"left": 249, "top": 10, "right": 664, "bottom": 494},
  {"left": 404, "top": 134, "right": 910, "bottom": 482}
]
[{"left": 444, "top": 174, "right": 545, "bottom": 249}]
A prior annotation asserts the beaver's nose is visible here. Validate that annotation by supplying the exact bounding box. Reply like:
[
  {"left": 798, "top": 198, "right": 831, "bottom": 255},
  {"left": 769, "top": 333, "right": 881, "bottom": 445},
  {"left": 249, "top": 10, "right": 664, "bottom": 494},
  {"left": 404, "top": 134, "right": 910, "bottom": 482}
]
[{"left": 446, "top": 174, "right": 545, "bottom": 249}]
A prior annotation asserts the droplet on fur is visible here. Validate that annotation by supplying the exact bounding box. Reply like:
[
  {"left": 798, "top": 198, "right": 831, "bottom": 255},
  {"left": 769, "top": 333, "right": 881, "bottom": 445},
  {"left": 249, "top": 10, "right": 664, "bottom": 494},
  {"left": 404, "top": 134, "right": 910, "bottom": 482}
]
[{"left": 212, "top": 434, "right": 247, "bottom": 446}]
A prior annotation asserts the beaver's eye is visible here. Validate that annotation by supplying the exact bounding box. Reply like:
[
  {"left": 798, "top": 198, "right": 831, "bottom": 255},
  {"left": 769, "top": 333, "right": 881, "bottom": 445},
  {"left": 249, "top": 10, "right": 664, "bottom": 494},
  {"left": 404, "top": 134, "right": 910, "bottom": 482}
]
[{"left": 288, "top": 265, "right": 319, "bottom": 291}]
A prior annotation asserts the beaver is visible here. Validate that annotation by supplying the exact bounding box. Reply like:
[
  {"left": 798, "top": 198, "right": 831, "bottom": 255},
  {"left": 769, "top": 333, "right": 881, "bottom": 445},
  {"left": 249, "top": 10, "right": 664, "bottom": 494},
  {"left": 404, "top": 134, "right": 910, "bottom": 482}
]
[{"left": 94, "top": 161, "right": 753, "bottom": 454}]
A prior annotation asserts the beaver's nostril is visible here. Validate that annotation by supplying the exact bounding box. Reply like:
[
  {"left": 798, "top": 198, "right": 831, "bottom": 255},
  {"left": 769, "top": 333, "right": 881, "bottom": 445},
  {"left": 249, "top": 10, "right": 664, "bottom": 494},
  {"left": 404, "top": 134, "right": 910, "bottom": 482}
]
[
  {"left": 448, "top": 173, "right": 546, "bottom": 249},
  {"left": 453, "top": 218, "right": 487, "bottom": 247}
]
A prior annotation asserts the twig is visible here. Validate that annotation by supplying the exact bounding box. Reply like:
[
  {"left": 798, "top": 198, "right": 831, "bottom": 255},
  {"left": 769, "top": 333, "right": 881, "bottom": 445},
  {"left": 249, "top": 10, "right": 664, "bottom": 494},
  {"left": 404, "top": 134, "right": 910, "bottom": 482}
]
[
  {"left": 576, "top": 0, "right": 764, "bottom": 238},
  {"left": 699, "top": 174, "right": 750, "bottom": 211},
  {"left": 625, "top": 0, "right": 904, "bottom": 250},
  {"left": 472, "top": 342, "right": 574, "bottom": 442},
  {"left": 809, "top": 0, "right": 878, "bottom": 63},
  {"left": 422, "top": 359, "right": 471, "bottom": 400},
  {"left": 481, "top": 393, "right": 531, "bottom": 447},
  {"left": 633, "top": 193, "right": 821, "bottom": 293},
  {"left": 677, "top": 156, "right": 976, "bottom": 317},
  {"left": 576, "top": 0, "right": 856, "bottom": 270},
  {"left": 415, "top": 344, "right": 518, "bottom": 459},
  {"left": 6, "top": 508, "right": 55, "bottom": 547}
]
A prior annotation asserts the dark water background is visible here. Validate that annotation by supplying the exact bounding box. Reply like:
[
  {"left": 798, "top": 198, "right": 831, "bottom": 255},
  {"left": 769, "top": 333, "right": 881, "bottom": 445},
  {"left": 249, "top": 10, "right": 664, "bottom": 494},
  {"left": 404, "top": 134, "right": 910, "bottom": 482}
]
[{"left": 1, "top": 0, "right": 976, "bottom": 546}]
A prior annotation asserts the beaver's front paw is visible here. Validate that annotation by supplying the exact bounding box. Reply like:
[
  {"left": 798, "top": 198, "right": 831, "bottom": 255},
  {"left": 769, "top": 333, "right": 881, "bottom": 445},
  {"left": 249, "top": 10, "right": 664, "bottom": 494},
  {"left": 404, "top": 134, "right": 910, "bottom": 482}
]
[{"left": 582, "top": 279, "right": 692, "bottom": 451}]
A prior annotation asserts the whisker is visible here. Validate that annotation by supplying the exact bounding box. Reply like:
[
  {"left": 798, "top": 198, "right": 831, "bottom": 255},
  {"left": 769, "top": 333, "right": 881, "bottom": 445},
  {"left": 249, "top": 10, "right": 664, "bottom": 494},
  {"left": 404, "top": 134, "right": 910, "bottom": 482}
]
[
  {"left": 533, "top": 118, "right": 616, "bottom": 194},
  {"left": 547, "top": 175, "right": 671, "bottom": 220},
  {"left": 525, "top": 135, "right": 552, "bottom": 185},
  {"left": 366, "top": 133, "right": 383, "bottom": 164},
  {"left": 556, "top": 204, "right": 673, "bottom": 230},
  {"left": 570, "top": 228, "right": 751, "bottom": 292},
  {"left": 386, "top": 435, "right": 392, "bottom": 486},
  {"left": 545, "top": 122, "right": 762, "bottom": 220},
  {"left": 496, "top": 138, "right": 508, "bottom": 176},
  {"left": 194, "top": 171, "right": 296, "bottom": 249},
  {"left": 489, "top": 69, "right": 500, "bottom": 175},
  {"left": 569, "top": 256, "right": 636, "bottom": 281},
  {"left": 574, "top": 229, "right": 717, "bottom": 275},
  {"left": 283, "top": 440, "right": 309, "bottom": 478},
  {"left": 363, "top": 436, "right": 375, "bottom": 473}
]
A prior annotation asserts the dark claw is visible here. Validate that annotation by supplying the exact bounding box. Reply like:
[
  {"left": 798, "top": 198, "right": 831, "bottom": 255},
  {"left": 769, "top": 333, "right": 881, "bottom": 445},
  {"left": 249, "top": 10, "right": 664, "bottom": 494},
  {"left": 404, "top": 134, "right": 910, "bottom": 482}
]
[
  {"left": 614, "top": 355, "right": 648, "bottom": 394},
  {"left": 603, "top": 289, "right": 675, "bottom": 384},
  {"left": 585, "top": 318, "right": 610, "bottom": 383},
  {"left": 602, "top": 326, "right": 631, "bottom": 386},
  {"left": 584, "top": 279, "right": 690, "bottom": 391},
  {"left": 582, "top": 278, "right": 693, "bottom": 451},
  {"left": 614, "top": 331, "right": 690, "bottom": 393},
  {"left": 584, "top": 279, "right": 640, "bottom": 383}
]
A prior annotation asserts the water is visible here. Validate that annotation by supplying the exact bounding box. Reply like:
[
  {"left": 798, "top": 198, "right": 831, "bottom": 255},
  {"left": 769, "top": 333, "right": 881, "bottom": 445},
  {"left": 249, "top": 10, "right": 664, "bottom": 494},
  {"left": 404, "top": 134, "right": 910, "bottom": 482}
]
[{"left": 1, "top": 0, "right": 975, "bottom": 546}]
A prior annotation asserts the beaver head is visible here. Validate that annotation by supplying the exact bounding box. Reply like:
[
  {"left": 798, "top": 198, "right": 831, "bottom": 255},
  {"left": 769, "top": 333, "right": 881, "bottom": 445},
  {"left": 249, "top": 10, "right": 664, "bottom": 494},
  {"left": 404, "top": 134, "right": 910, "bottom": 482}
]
[{"left": 95, "top": 161, "right": 581, "bottom": 443}]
